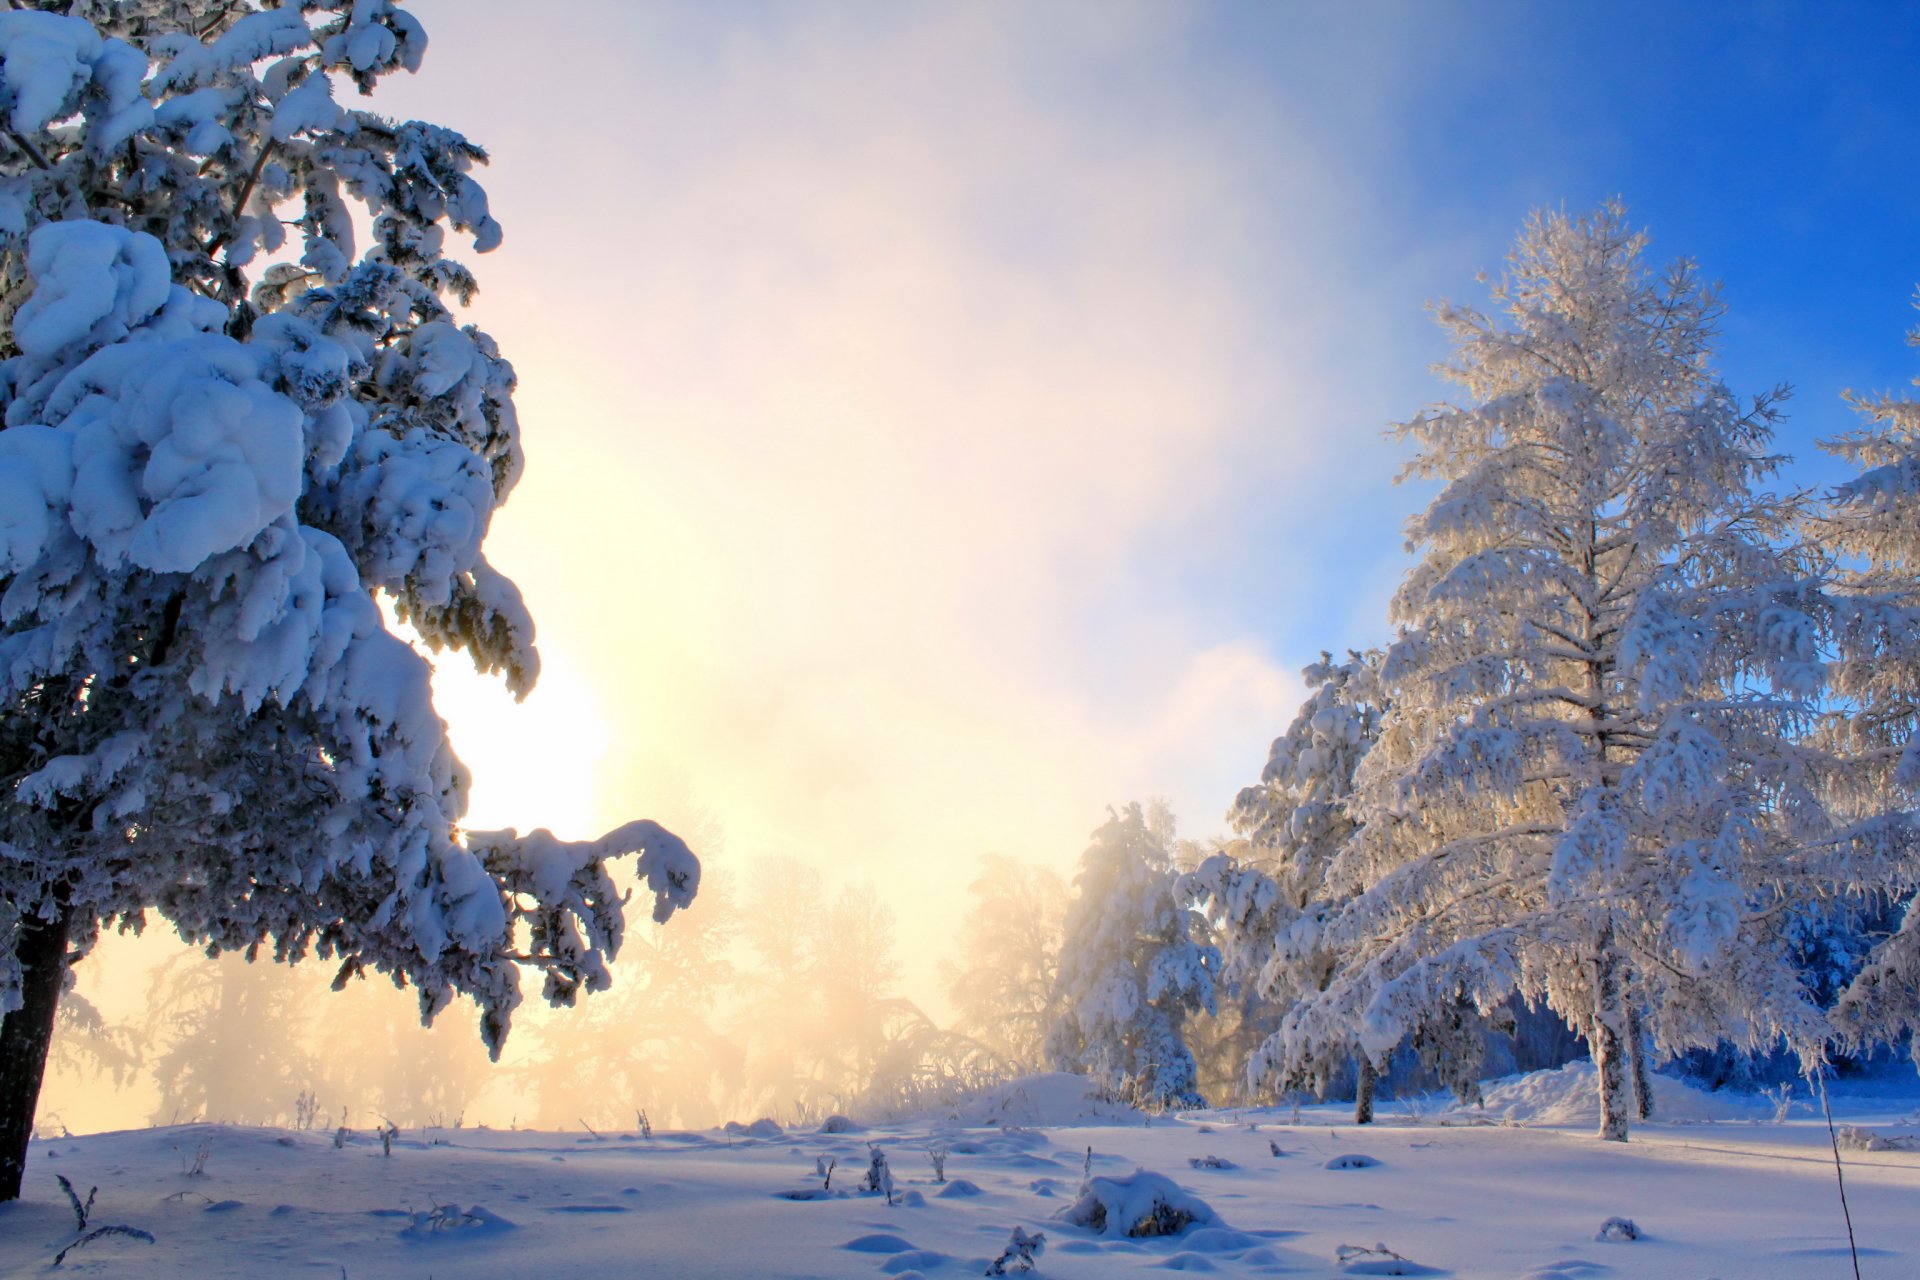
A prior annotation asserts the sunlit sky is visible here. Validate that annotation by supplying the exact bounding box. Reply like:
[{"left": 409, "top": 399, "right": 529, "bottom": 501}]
[{"left": 361, "top": 1, "right": 1920, "bottom": 1011}]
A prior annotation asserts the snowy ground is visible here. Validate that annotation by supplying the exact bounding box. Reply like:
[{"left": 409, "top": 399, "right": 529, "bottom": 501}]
[{"left": 4, "top": 1071, "right": 1918, "bottom": 1279}]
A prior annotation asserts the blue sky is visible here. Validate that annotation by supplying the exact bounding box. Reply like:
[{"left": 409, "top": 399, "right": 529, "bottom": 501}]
[
  {"left": 366, "top": 2, "right": 1920, "bottom": 1002},
  {"left": 1158, "top": 0, "right": 1920, "bottom": 659}
]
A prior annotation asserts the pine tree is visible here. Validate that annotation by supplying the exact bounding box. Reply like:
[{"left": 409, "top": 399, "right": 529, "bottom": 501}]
[
  {"left": 1295, "top": 203, "right": 1841, "bottom": 1141},
  {"left": 1045, "top": 803, "right": 1217, "bottom": 1110},
  {"left": 0, "top": 2, "right": 698, "bottom": 1198}
]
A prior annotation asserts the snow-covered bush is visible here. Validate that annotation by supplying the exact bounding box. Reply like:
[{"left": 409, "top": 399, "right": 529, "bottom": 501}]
[
  {"left": 984, "top": 1225, "right": 1046, "bottom": 1275},
  {"left": 1046, "top": 803, "right": 1217, "bottom": 1110},
  {"left": 1058, "top": 1168, "right": 1217, "bottom": 1238},
  {"left": 0, "top": 1, "right": 699, "bottom": 1201},
  {"left": 862, "top": 1142, "right": 895, "bottom": 1203}
]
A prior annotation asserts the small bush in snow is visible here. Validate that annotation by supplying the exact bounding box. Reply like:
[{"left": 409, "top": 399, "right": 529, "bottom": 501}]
[
  {"left": 1188, "top": 1155, "right": 1235, "bottom": 1170},
  {"left": 50, "top": 1176, "right": 154, "bottom": 1268},
  {"left": 1059, "top": 1169, "right": 1216, "bottom": 1238},
  {"left": 1335, "top": 1241, "right": 1424, "bottom": 1273},
  {"left": 863, "top": 1143, "right": 896, "bottom": 1204},
  {"left": 1595, "top": 1217, "right": 1640, "bottom": 1242},
  {"left": 175, "top": 1138, "right": 211, "bottom": 1177},
  {"left": 1324, "top": 1153, "right": 1380, "bottom": 1170},
  {"left": 985, "top": 1226, "right": 1047, "bottom": 1275},
  {"left": 400, "top": 1203, "right": 515, "bottom": 1237}
]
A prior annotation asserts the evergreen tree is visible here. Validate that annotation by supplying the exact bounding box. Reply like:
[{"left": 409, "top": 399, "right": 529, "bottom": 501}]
[
  {"left": 0, "top": 2, "right": 698, "bottom": 1198},
  {"left": 1045, "top": 803, "right": 1216, "bottom": 1110},
  {"left": 1289, "top": 204, "right": 1841, "bottom": 1141}
]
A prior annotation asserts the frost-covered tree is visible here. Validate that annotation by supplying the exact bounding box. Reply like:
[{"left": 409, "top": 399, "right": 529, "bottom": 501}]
[
  {"left": 1813, "top": 320, "right": 1920, "bottom": 1056},
  {"left": 1046, "top": 803, "right": 1217, "bottom": 1110},
  {"left": 512, "top": 872, "right": 741, "bottom": 1131},
  {"left": 1185, "top": 650, "right": 1390, "bottom": 1120},
  {"left": 939, "top": 853, "right": 1066, "bottom": 1073},
  {"left": 1288, "top": 203, "right": 1847, "bottom": 1141},
  {"left": 143, "top": 951, "right": 317, "bottom": 1125},
  {"left": 0, "top": 2, "right": 698, "bottom": 1198}
]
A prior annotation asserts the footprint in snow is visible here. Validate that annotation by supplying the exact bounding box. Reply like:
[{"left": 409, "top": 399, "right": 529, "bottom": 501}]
[
  {"left": 881, "top": 1250, "right": 952, "bottom": 1273},
  {"left": 1324, "top": 1153, "right": 1382, "bottom": 1170},
  {"left": 541, "top": 1204, "right": 629, "bottom": 1214}
]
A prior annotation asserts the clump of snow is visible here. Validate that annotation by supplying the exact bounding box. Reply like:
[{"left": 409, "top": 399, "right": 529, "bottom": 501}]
[
  {"left": 1595, "top": 1216, "right": 1641, "bottom": 1242},
  {"left": 1833, "top": 1125, "right": 1920, "bottom": 1152},
  {"left": 1446, "top": 1061, "right": 1771, "bottom": 1126},
  {"left": 1059, "top": 1168, "right": 1218, "bottom": 1238},
  {"left": 13, "top": 220, "right": 170, "bottom": 356},
  {"left": 939, "top": 1072, "right": 1144, "bottom": 1128}
]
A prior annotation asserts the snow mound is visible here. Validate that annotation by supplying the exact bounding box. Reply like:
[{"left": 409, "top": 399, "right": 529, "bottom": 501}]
[
  {"left": 1448, "top": 1061, "right": 1771, "bottom": 1126},
  {"left": 939, "top": 1073, "right": 1144, "bottom": 1127},
  {"left": 722, "top": 1118, "right": 783, "bottom": 1138}
]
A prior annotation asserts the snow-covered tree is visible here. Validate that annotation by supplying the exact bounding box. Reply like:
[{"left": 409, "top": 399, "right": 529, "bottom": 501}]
[
  {"left": 1812, "top": 319, "right": 1920, "bottom": 1056},
  {"left": 1184, "top": 651, "right": 1387, "bottom": 1119},
  {"left": 1046, "top": 803, "right": 1217, "bottom": 1110},
  {"left": 0, "top": 2, "right": 698, "bottom": 1199},
  {"left": 1286, "top": 203, "right": 1848, "bottom": 1141}
]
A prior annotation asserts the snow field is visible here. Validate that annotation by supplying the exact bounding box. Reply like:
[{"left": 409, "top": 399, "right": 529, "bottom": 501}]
[{"left": 5, "top": 1081, "right": 1919, "bottom": 1279}]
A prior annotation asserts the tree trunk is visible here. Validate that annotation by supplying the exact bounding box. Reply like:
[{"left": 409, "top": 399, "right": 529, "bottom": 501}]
[
  {"left": 0, "top": 905, "right": 71, "bottom": 1202},
  {"left": 1353, "top": 1054, "right": 1376, "bottom": 1125},
  {"left": 1626, "top": 1004, "right": 1653, "bottom": 1121},
  {"left": 1591, "top": 946, "right": 1631, "bottom": 1142}
]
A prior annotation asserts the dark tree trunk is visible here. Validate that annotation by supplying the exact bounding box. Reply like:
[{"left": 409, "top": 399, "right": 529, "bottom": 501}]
[
  {"left": 0, "top": 906, "right": 71, "bottom": 1202},
  {"left": 1353, "top": 1054, "right": 1376, "bottom": 1125},
  {"left": 1626, "top": 1004, "right": 1654, "bottom": 1121}
]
